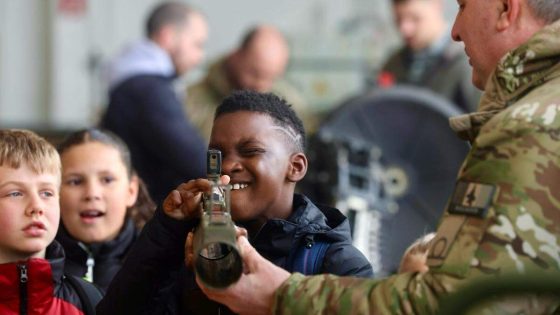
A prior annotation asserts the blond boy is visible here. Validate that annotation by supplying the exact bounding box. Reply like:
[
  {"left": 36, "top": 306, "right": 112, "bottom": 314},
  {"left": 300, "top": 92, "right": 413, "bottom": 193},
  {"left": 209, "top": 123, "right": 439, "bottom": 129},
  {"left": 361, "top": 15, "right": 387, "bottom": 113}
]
[{"left": 0, "top": 129, "right": 99, "bottom": 315}]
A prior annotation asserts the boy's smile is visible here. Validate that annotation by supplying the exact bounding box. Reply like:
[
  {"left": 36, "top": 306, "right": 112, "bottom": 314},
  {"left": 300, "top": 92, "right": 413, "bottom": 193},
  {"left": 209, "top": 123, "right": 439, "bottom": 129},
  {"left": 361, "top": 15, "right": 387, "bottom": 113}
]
[{"left": 209, "top": 111, "right": 297, "bottom": 224}]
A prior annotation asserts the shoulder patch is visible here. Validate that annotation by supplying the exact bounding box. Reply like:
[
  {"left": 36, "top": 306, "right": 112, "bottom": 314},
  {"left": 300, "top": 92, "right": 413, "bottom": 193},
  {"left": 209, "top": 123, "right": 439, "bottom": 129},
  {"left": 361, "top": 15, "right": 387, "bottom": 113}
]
[{"left": 448, "top": 181, "right": 496, "bottom": 218}]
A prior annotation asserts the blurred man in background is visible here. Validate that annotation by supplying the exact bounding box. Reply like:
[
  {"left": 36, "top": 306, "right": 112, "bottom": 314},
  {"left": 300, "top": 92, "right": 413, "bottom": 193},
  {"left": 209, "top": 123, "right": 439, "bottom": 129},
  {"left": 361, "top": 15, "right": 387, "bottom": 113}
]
[
  {"left": 185, "top": 25, "right": 315, "bottom": 142},
  {"left": 101, "top": 2, "right": 208, "bottom": 204},
  {"left": 375, "top": 0, "right": 480, "bottom": 113}
]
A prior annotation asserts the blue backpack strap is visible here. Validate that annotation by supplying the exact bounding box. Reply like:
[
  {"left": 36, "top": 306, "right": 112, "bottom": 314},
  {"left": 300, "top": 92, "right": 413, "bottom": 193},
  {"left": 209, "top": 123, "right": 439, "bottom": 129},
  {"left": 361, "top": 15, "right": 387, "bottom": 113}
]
[
  {"left": 290, "top": 235, "right": 331, "bottom": 275},
  {"left": 65, "top": 274, "right": 104, "bottom": 315}
]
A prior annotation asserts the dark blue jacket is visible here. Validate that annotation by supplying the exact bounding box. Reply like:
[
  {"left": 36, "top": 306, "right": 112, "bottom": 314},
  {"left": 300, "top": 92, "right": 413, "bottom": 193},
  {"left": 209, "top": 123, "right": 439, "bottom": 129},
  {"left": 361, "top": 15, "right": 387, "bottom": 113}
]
[
  {"left": 97, "top": 194, "right": 373, "bottom": 315},
  {"left": 100, "top": 74, "right": 206, "bottom": 204}
]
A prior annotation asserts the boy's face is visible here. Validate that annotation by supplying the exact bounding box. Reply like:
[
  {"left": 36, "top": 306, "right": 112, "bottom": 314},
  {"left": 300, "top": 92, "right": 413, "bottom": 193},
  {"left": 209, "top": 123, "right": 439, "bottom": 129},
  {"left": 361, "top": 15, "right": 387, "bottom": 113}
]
[
  {"left": 209, "top": 111, "right": 297, "bottom": 222},
  {"left": 0, "top": 163, "right": 60, "bottom": 263},
  {"left": 60, "top": 142, "right": 138, "bottom": 244}
]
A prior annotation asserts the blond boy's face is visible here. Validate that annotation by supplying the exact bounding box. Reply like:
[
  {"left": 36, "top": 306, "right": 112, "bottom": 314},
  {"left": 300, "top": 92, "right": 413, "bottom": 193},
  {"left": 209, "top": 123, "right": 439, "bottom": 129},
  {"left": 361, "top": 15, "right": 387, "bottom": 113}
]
[{"left": 0, "top": 163, "right": 60, "bottom": 263}]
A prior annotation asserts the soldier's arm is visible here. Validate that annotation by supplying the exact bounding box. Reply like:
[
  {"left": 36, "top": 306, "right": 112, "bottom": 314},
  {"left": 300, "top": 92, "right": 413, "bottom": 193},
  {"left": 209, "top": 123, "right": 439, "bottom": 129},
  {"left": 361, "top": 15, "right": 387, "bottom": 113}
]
[
  {"left": 273, "top": 267, "right": 459, "bottom": 315},
  {"left": 272, "top": 100, "right": 560, "bottom": 315}
]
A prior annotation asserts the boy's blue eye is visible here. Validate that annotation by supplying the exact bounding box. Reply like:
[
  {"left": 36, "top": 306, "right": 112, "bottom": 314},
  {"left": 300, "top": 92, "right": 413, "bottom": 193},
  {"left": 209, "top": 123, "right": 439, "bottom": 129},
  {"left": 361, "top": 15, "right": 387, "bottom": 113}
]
[
  {"left": 7, "top": 191, "right": 23, "bottom": 197},
  {"left": 40, "top": 190, "right": 55, "bottom": 198}
]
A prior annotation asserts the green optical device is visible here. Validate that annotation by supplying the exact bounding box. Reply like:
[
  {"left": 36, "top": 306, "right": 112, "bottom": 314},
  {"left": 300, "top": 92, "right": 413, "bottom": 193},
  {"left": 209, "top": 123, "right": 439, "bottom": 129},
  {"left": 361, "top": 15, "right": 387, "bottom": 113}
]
[{"left": 192, "top": 149, "right": 243, "bottom": 288}]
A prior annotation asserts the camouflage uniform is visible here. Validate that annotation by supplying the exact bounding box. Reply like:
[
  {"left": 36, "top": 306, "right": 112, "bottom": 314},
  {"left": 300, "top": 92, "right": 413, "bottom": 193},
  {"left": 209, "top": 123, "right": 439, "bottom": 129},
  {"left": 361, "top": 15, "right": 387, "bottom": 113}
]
[
  {"left": 185, "top": 57, "right": 315, "bottom": 142},
  {"left": 273, "top": 20, "right": 560, "bottom": 315}
]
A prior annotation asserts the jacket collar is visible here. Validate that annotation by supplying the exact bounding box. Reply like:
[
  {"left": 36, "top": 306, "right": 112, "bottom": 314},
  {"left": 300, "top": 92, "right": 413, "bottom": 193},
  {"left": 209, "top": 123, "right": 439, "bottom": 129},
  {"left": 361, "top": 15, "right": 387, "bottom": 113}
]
[
  {"left": 449, "top": 19, "right": 560, "bottom": 143},
  {"left": 248, "top": 194, "right": 350, "bottom": 261},
  {"left": 0, "top": 241, "right": 65, "bottom": 304},
  {"left": 56, "top": 219, "right": 137, "bottom": 262}
]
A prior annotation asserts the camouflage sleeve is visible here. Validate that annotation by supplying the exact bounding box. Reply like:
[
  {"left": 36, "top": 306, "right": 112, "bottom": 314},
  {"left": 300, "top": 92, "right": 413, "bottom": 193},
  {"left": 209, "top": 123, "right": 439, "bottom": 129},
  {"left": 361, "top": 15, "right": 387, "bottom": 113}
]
[
  {"left": 274, "top": 271, "right": 458, "bottom": 315},
  {"left": 272, "top": 95, "right": 560, "bottom": 314}
]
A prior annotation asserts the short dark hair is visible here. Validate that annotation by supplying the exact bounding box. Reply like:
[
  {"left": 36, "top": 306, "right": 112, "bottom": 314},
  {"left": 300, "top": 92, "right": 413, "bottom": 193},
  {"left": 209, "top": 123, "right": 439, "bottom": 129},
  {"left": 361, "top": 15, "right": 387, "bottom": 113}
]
[
  {"left": 215, "top": 90, "right": 306, "bottom": 151},
  {"left": 145, "top": 1, "right": 192, "bottom": 38},
  {"left": 527, "top": 0, "right": 560, "bottom": 24}
]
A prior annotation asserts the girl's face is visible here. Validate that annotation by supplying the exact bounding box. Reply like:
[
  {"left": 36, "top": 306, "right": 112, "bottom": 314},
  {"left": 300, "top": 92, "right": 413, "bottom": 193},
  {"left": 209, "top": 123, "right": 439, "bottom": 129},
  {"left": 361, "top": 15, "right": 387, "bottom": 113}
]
[{"left": 60, "top": 142, "right": 138, "bottom": 243}]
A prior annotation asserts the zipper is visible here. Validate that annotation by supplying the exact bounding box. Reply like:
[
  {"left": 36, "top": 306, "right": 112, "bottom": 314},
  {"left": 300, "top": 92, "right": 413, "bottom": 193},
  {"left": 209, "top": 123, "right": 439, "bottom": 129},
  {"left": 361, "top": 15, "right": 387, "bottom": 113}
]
[
  {"left": 18, "top": 263, "right": 28, "bottom": 315},
  {"left": 78, "top": 242, "right": 95, "bottom": 282},
  {"left": 304, "top": 235, "right": 315, "bottom": 248}
]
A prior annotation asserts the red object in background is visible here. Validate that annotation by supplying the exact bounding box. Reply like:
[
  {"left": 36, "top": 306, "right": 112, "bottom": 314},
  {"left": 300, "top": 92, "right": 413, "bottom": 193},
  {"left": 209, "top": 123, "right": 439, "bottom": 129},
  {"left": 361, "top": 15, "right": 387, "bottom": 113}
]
[
  {"left": 377, "top": 71, "right": 396, "bottom": 88},
  {"left": 57, "top": 0, "right": 87, "bottom": 16}
]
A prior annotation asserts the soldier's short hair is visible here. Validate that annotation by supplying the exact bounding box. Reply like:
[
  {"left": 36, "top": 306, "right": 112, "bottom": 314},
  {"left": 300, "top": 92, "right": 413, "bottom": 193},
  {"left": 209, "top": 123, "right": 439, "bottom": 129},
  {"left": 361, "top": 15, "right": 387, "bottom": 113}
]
[
  {"left": 215, "top": 90, "right": 306, "bottom": 152},
  {"left": 0, "top": 129, "right": 61, "bottom": 176},
  {"left": 145, "top": 1, "right": 193, "bottom": 38},
  {"left": 527, "top": 0, "right": 560, "bottom": 24}
]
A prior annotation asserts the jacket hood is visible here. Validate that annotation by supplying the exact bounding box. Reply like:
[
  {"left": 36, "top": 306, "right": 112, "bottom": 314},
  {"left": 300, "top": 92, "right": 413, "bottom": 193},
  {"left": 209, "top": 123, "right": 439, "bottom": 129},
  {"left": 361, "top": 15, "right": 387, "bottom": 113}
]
[
  {"left": 449, "top": 19, "right": 560, "bottom": 142},
  {"left": 248, "top": 194, "right": 352, "bottom": 263},
  {"left": 106, "top": 39, "right": 175, "bottom": 90}
]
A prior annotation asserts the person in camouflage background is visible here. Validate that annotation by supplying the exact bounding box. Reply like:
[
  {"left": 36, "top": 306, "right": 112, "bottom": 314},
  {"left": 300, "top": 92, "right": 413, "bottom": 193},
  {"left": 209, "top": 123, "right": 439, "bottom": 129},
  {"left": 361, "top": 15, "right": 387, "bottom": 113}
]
[
  {"left": 184, "top": 25, "right": 315, "bottom": 143},
  {"left": 197, "top": 0, "right": 560, "bottom": 314}
]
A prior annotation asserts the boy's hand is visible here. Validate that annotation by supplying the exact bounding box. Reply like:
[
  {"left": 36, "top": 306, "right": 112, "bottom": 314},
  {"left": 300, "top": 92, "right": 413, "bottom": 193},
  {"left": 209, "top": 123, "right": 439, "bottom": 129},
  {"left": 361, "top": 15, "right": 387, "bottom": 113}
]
[{"left": 162, "top": 175, "right": 230, "bottom": 221}]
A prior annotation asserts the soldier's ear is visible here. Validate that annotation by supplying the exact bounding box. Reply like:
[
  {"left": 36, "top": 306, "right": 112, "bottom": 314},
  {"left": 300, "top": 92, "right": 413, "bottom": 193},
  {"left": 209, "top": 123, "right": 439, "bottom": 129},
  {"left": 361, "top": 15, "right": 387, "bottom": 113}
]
[
  {"left": 496, "top": 0, "right": 520, "bottom": 31},
  {"left": 287, "top": 152, "right": 307, "bottom": 183}
]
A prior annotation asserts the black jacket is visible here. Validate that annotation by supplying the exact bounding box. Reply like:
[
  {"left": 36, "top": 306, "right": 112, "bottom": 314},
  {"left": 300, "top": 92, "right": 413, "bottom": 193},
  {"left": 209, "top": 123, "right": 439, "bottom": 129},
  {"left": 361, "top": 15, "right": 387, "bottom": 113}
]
[
  {"left": 100, "top": 74, "right": 206, "bottom": 204},
  {"left": 0, "top": 241, "right": 93, "bottom": 315},
  {"left": 56, "top": 219, "right": 138, "bottom": 291},
  {"left": 97, "top": 194, "right": 373, "bottom": 315}
]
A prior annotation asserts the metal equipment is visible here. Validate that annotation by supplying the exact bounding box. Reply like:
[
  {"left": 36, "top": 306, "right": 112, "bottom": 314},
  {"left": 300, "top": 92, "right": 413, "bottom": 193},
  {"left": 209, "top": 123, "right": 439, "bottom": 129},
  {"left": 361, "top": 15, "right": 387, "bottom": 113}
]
[
  {"left": 301, "top": 86, "right": 470, "bottom": 276},
  {"left": 192, "top": 150, "right": 243, "bottom": 288}
]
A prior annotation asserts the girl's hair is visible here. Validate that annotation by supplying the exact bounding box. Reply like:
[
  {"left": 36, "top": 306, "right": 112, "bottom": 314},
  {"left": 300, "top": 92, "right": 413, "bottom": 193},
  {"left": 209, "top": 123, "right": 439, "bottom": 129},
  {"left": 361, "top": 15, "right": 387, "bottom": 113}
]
[{"left": 58, "top": 128, "right": 156, "bottom": 229}]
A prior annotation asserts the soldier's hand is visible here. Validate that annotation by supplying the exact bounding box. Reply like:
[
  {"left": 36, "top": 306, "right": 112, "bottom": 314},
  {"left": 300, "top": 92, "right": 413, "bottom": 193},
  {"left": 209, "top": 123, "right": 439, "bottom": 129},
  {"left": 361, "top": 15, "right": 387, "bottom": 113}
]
[
  {"left": 197, "top": 234, "right": 290, "bottom": 315},
  {"left": 162, "top": 175, "right": 230, "bottom": 221}
]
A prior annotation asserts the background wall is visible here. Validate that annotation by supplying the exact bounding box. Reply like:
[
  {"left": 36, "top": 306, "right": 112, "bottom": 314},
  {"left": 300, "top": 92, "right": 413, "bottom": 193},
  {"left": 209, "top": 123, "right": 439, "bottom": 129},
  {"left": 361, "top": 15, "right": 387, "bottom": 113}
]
[{"left": 0, "top": 0, "right": 459, "bottom": 130}]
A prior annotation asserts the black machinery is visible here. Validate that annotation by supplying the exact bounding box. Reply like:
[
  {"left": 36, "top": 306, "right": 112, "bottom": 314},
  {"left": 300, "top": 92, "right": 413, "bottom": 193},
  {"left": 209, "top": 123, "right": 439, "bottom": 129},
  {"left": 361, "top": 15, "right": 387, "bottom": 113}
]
[{"left": 301, "top": 86, "right": 470, "bottom": 276}]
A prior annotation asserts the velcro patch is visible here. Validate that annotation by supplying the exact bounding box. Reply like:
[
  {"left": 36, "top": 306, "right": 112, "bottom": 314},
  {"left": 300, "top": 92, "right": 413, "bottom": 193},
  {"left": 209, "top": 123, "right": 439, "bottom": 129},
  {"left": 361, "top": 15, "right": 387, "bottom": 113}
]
[{"left": 447, "top": 181, "right": 496, "bottom": 218}]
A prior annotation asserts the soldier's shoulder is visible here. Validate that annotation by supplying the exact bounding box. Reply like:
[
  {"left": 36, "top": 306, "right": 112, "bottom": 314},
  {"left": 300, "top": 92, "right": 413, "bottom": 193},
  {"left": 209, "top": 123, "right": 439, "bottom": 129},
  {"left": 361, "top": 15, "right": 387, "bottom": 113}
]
[{"left": 493, "top": 80, "right": 560, "bottom": 130}]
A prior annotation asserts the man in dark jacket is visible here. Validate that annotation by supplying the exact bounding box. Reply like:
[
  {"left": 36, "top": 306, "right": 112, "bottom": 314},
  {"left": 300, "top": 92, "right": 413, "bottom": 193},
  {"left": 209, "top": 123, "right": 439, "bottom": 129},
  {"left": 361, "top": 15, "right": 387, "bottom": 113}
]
[
  {"left": 100, "top": 2, "right": 208, "bottom": 204},
  {"left": 97, "top": 91, "right": 373, "bottom": 315}
]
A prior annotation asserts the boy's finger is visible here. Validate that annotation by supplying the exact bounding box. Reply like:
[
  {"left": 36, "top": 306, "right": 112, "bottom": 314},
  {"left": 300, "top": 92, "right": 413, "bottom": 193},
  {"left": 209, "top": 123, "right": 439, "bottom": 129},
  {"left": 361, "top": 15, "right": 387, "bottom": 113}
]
[
  {"left": 185, "top": 232, "right": 194, "bottom": 270},
  {"left": 220, "top": 174, "right": 231, "bottom": 185},
  {"left": 162, "top": 190, "right": 183, "bottom": 216}
]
